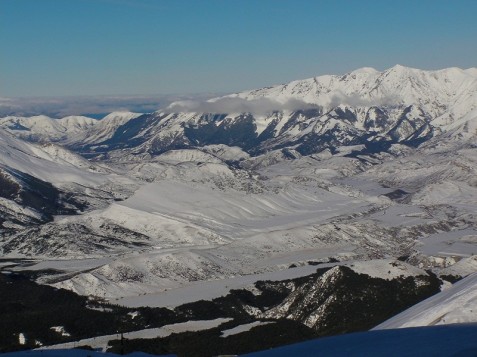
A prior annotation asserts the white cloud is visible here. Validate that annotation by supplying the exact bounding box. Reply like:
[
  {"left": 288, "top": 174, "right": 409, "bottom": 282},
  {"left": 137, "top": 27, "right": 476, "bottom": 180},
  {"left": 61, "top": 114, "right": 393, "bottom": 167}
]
[
  {"left": 166, "top": 97, "right": 320, "bottom": 115},
  {"left": 0, "top": 94, "right": 212, "bottom": 118}
]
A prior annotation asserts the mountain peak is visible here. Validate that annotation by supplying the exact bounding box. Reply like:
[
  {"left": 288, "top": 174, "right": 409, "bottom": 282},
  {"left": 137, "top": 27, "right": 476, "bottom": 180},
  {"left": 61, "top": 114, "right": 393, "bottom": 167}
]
[
  {"left": 390, "top": 63, "right": 406, "bottom": 69},
  {"left": 102, "top": 111, "right": 142, "bottom": 121},
  {"left": 385, "top": 64, "right": 416, "bottom": 74}
]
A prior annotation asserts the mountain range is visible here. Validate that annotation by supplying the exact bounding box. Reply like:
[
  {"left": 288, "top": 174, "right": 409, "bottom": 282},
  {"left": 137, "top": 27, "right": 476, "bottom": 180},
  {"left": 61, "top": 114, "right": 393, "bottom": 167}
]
[{"left": 2, "top": 65, "right": 476, "bottom": 159}]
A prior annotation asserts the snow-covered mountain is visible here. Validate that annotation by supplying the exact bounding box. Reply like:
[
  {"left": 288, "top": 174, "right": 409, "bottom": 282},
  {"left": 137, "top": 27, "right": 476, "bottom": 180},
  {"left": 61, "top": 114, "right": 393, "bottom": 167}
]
[
  {"left": 0, "top": 115, "right": 97, "bottom": 142},
  {"left": 63, "top": 112, "right": 142, "bottom": 147},
  {"left": 0, "top": 128, "right": 135, "bottom": 233},
  {"left": 57, "top": 65, "right": 476, "bottom": 158},
  {"left": 3, "top": 66, "right": 476, "bottom": 158},
  {"left": 0, "top": 127, "right": 117, "bottom": 187},
  {"left": 231, "top": 65, "right": 477, "bottom": 119}
]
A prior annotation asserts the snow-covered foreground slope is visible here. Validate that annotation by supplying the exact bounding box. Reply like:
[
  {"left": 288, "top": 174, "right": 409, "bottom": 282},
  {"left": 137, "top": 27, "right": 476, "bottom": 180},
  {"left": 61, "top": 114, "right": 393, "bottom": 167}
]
[
  {"left": 374, "top": 272, "right": 477, "bottom": 329},
  {"left": 246, "top": 323, "right": 477, "bottom": 357}
]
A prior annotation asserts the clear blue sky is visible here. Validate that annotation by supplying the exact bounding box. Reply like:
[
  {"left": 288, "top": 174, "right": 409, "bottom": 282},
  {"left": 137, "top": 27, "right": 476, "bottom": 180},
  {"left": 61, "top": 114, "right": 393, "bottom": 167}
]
[{"left": 1, "top": 0, "right": 476, "bottom": 97}]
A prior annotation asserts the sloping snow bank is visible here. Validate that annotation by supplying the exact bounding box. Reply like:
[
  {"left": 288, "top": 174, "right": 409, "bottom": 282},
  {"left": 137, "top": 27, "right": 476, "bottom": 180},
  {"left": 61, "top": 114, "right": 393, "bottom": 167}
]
[
  {"left": 374, "top": 272, "right": 477, "bottom": 329},
  {"left": 245, "top": 323, "right": 477, "bottom": 357}
]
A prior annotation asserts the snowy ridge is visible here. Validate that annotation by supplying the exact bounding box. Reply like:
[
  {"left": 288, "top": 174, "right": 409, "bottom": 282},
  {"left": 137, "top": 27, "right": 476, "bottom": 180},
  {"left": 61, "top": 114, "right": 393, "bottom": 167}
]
[
  {"left": 374, "top": 272, "right": 477, "bottom": 329},
  {"left": 0, "top": 128, "right": 139, "bottom": 237},
  {"left": 65, "top": 111, "right": 142, "bottom": 146},
  {"left": 0, "top": 129, "right": 106, "bottom": 185},
  {"left": 230, "top": 65, "right": 477, "bottom": 117},
  {"left": 0, "top": 115, "right": 97, "bottom": 142}
]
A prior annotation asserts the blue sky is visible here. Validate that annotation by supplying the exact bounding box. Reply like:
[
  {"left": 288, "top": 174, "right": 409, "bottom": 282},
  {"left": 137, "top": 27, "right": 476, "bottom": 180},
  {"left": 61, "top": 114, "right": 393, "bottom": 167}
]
[{"left": 1, "top": 0, "right": 476, "bottom": 97}]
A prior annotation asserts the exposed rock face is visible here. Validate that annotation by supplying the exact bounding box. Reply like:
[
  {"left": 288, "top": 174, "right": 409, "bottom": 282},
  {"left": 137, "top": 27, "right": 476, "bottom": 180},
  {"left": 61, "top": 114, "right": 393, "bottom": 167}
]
[{"left": 259, "top": 266, "right": 441, "bottom": 334}]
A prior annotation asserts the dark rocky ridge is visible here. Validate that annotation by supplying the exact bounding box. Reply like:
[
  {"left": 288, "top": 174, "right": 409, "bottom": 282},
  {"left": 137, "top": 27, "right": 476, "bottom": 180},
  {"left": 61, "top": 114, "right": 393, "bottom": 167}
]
[{"left": 0, "top": 264, "right": 441, "bottom": 355}]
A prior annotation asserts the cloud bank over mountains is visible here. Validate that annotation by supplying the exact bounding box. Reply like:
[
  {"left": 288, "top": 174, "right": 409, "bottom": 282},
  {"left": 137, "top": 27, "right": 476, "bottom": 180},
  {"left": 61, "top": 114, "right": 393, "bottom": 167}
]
[
  {"left": 0, "top": 92, "right": 409, "bottom": 119},
  {"left": 166, "top": 92, "right": 400, "bottom": 115},
  {"left": 166, "top": 97, "right": 320, "bottom": 115},
  {"left": 0, "top": 94, "right": 215, "bottom": 118}
]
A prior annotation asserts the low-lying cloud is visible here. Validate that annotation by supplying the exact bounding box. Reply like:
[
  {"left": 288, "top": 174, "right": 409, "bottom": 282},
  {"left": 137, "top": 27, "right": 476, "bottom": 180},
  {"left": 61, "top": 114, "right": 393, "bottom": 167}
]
[
  {"left": 166, "top": 97, "right": 320, "bottom": 115},
  {"left": 166, "top": 93, "right": 400, "bottom": 116},
  {"left": 1, "top": 91, "right": 402, "bottom": 118},
  {"left": 0, "top": 94, "right": 213, "bottom": 118}
]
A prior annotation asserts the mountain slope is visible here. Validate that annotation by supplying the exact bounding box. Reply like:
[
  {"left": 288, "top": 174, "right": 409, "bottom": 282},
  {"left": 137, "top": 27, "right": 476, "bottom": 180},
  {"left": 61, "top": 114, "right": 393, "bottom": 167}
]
[
  {"left": 232, "top": 65, "right": 477, "bottom": 119},
  {"left": 246, "top": 324, "right": 477, "bottom": 357},
  {"left": 0, "top": 129, "right": 134, "bottom": 233},
  {"left": 0, "top": 129, "right": 106, "bottom": 185},
  {"left": 64, "top": 111, "right": 142, "bottom": 148}
]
